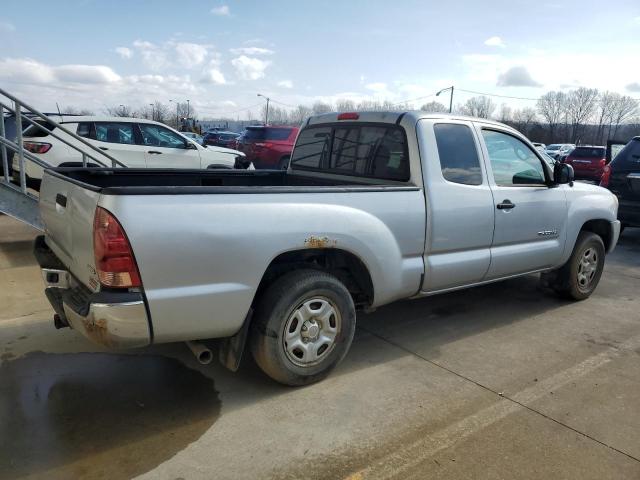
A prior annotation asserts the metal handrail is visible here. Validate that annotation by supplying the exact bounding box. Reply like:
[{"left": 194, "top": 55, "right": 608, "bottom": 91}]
[{"left": 0, "top": 87, "right": 127, "bottom": 168}]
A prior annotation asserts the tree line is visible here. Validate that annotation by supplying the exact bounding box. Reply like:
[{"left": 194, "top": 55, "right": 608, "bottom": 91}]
[{"left": 70, "top": 86, "right": 639, "bottom": 144}]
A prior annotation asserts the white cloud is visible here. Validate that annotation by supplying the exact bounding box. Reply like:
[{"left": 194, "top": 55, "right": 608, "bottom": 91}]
[
  {"left": 484, "top": 36, "right": 506, "bottom": 48},
  {"left": 497, "top": 66, "right": 542, "bottom": 87},
  {"left": 133, "top": 40, "right": 169, "bottom": 70},
  {"left": 626, "top": 82, "right": 640, "bottom": 92},
  {"left": 211, "top": 5, "right": 230, "bottom": 16},
  {"left": 115, "top": 47, "right": 133, "bottom": 59},
  {"left": 365, "top": 82, "right": 387, "bottom": 93},
  {"left": 202, "top": 68, "right": 226, "bottom": 84},
  {"left": 175, "top": 42, "right": 209, "bottom": 68},
  {"left": 277, "top": 80, "right": 293, "bottom": 88},
  {"left": 0, "top": 58, "right": 120, "bottom": 84},
  {"left": 0, "top": 21, "right": 15, "bottom": 33},
  {"left": 635, "top": 16, "right": 640, "bottom": 25},
  {"left": 230, "top": 47, "right": 274, "bottom": 56},
  {"left": 231, "top": 55, "right": 271, "bottom": 80}
]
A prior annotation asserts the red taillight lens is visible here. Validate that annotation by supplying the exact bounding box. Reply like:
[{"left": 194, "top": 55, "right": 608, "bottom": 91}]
[
  {"left": 600, "top": 165, "right": 611, "bottom": 188},
  {"left": 93, "top": 207, "right": 141, "bottom": 288},
  {"left": 338, "top": 112, "right": 359, "bottom": 120},
  {"left": 598, "top": 158, "right": 606, "bottom": 167},
  {"left": 24, "top": 141, "right": 52, "bottom": 154}
]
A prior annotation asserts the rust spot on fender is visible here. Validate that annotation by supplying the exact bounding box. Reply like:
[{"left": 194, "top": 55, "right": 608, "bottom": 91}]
[
  {"left": 81, "top": 317, "right": 113, "bottom": 347},
  {"left": 304, "top": 236, "right": 337, "bottom": 249}
]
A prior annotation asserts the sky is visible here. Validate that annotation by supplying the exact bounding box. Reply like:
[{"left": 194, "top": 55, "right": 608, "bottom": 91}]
[{"left": 1, "top": 0, "right": 639, "bottom": 119}]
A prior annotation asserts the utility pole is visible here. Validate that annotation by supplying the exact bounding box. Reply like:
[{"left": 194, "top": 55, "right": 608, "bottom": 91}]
[
  {"left": 149, "top": 103, "right": 154, "bottom": 121},
  {"left": 436, "top": 86, "right": 454, "bottom": 113},
  {"left": 257, "top": 93, "right": 270, "bottom": 125}
]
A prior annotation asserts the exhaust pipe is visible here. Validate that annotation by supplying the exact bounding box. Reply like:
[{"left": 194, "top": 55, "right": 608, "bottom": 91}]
[{"left": 186, "top": 341, "right": 213, "bottom": 365}]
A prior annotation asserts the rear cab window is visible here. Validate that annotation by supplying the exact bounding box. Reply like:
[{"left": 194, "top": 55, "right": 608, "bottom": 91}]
[{"left": 290, "top": 123, "right": 409, "bottom": 181}]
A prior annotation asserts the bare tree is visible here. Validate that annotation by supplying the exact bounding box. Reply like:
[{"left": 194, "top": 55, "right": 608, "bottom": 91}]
[
  {"left": 60, "top": 105, "right": 94, "bottom": 115},
  {"left": 460, "top": 96, "right": 495, "bottom": 119},
  {"left": 420, "top": 101, "right": 448, "bottom": 113},
  {"left": 104, "top": 105, "right": 134, "bottom": 117},
  {"left": 335, "top": 99, "right": 356, "bottom": 111},
  {"left": 512, "top": 108, "right": 537, "bottom": 136},
  {"left": 565, "top": 87, "right": 599, "bottom": 143},
  {"left": 593, "top": 91, "right": 617, "bottom": 144},
  {"left": 498, "top": 103, "right": 512, "bottom": 123},
  {"left": 610, "top": 95, "right": 639, "bottom": 139},
  {"left": 290, "top": 105, "right": 312, "bottom": 125},
  {"left": 536, "top": 91, "right": 566, "bottom": 142},
  {"left": 312, "top": 101, "right": 333, "bottom": 115}
]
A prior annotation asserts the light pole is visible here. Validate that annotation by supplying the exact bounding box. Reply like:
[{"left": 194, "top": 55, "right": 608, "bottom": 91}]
[
  {"left": 186, "top": 99, "right": 190, "bottom": 121},
  {"left": 119, "top": 104, "right": 125, "bottom": 116},
  {"left": 149, "top": 103, "right": 154, "bottom": 121},
  {"left": 257, "top": 93, "right": 270, "bottom": 125},
  {"left": 436, "top": 86, "right": 454, "bottom": 113}
]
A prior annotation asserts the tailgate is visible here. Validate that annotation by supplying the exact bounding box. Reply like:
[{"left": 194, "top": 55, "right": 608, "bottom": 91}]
[{"left": 39, "top": 170, "right": 101, "bottom": 291}]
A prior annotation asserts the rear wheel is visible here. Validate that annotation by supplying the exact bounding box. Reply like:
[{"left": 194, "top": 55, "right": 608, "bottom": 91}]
[
  {"left": 250, "top": 269, "right": 356, "bottom": 386},
  {"left": 547, "top": 231, "right": 605, "bottom": 300}
]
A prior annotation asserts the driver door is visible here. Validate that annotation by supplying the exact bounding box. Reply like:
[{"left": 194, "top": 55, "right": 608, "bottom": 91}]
[
  {"left": 478, "top": 127, "right": 568, "bottom": 279},
  {"left": 137, "top": 123, "right": 201, "bottom": 168}
]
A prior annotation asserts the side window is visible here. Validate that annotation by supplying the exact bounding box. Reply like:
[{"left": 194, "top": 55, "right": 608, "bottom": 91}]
[
  {"left": 94, "top": 122, "right": 135, "bottom": 144},
  {"left": 138, "top": 124, "right": 186, "bottom": 149},
  {"left": 482, "top": 130, "right": 547, "bottom": 186},
  {"left": 290, "top": 126, "right": 331, "bottom": 168},
  {"left": 76, "top": 122, "right": 94, "bottom": 139},
  {"left": 434, "top": 123, "right": 482, "bottom": 185},
  {"left": 614, "top": 140, "right": 640, "bottom": 169}
]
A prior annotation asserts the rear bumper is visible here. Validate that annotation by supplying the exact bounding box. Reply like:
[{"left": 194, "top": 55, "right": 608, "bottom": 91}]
[{"left": 35, "top": 235, "right": 151, "bottom": 348}]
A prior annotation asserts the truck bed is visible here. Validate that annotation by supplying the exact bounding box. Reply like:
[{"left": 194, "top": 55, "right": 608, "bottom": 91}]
[{"left": 48, "top": 167, "right": 409, "bottom": 195}]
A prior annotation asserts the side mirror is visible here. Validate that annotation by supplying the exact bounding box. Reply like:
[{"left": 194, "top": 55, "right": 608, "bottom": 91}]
[
  {"left": 554, "top": 162, "right": 574, "bottom": 185},
  {"left": 186, "top": 142, "right": 197, "bottom": 150}
]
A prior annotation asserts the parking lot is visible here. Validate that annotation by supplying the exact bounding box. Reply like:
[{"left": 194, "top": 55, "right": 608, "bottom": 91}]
[{"left": 0, "top": 212, "right": 638, "bottom": 479}]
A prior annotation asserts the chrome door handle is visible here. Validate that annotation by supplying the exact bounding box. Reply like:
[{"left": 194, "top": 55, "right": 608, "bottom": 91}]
[{"left": 497, "top": 200, "right": 516, "bottom": 210}]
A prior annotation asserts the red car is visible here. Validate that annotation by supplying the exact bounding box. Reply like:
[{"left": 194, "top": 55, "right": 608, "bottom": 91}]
[
  {"left": 563, "top": 146, "right": 607, "bottom": 182},
  {"left": 235, "top": 126, "right": 299, "bottom": 169}
]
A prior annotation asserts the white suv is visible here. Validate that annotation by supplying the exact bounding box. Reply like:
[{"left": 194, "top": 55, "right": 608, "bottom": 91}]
[{"left": 13, "top": 116, "right": 246, "bottom": 188}]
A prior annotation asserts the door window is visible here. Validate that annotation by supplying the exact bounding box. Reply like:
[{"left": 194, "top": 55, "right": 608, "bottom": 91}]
[
  {"left": 434, "top": 123, "right": 482, "bottom": 185},
  {"left": 94, "top": 122, "right": 135, "bottom": 144},
  {"left": 138, "top": 124, "right": 187, "bottom": 149},
  {"left": 482, "top": 130, "right": 547, "bottom": 186}
]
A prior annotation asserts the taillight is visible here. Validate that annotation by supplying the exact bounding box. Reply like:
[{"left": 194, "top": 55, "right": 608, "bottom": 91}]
[
  {"left": 598, "top": 158, "right": 606, "bottom": 167},
  {"left": 93, "top": 207, "right": 141, "bottom": 288},
  {"left": 24, "top": 141, "right": 52, "bottom": 154},
  {"left": 600, "top": 165, "right": 611, "bottom": 188},
  {"left": 338, "top": 112, "right": 359, "bottom": 120}
]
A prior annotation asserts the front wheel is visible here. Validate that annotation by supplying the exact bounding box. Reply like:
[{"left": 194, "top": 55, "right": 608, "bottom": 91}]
[
  {"left": 250, "top": 269, "right": 356, "bottom": 386},
  {"left": 547, "top": 231, "right": 605, "bottom": 300}
]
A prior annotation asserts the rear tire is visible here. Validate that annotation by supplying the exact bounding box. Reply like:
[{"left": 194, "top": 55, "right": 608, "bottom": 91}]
[
  {"left": 250, "top": 269, "right": 356, "bottom": 386},
  {"left": 547, "top": 231, "right": 605, "bottom": 300}
]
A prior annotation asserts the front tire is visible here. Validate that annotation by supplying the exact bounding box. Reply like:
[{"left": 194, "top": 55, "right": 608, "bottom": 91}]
[
  {"left": 548, "top": 231, "right": 605, "bottom": 300},
  {"left": 250, "top": 269, "right": 356, "bottom": 386}
]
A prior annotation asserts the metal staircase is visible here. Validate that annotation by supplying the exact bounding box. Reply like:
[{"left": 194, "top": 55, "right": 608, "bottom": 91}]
[{"left": 0, "top": 87, "right": 126, "bottom": 230}]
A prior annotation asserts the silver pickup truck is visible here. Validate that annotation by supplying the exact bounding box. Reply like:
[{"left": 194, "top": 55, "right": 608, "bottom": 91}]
[{"left": 35, "top": 111, "right": 620, "bottom": 385}]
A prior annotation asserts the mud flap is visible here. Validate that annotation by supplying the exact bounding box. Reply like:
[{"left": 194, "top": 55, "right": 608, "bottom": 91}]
[{"left": 218, "top": 309, "right": 253, "bottom": 372}]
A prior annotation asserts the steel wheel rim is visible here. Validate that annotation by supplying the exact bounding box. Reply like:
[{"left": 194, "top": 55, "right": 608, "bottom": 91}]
[
  {"left": 577, "top": 247, "right": 598, "bottom": 291},
  {"left": 282, "top": 296, "right": 341, "bottom": 367}
]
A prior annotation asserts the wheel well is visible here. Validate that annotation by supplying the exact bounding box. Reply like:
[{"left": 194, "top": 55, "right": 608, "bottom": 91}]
[
  {"left": 581, "top": 219, "right": 612, "bottom": 250},
  {"left": 255, "top": 249, "right": 374, "bottom": 309}
]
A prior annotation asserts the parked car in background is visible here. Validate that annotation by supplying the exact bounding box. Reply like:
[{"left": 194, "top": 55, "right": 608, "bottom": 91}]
[
  {"left": 181, "top": 132, "right": 204, "bottom": 145},
  {"left": 563, "top": 146, "right": 607, "bottom": 182},
  {"left": 545, "top": 143, "right": 575, "bottom": 160},
  {"left": 532, "top": 142, "right": 546, "bottom": 150},
  {"left": 35, "top": 111, "right": 619, "bottom": 385},
  {"left": 12, "top": 116, "right": 246, "bottom": 189},
  {"left": 203, "top": 131, "right": 240, "bottom": 149},
  {"left": 235, "top": 126, "right": 299, "bottom": 169},
  {"left": 600, "top": 136, "right": 640, "bottom": 230}
]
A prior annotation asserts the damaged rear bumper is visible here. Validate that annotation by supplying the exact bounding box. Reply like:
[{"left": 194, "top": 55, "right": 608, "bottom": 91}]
[{"left": 35, "top": 236, "right": 151, "bottom": 348}]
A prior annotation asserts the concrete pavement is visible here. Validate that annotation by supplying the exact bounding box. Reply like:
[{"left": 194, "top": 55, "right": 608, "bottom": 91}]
[{"left": 0, "top": 213, "right": 639, "bottom": 479}]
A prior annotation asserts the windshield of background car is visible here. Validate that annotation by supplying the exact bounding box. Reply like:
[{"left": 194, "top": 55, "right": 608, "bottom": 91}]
[{"left": 243, "top": 128, "right": 292, "bottom": 141}]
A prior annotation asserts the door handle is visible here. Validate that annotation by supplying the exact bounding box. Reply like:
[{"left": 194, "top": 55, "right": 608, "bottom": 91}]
[
  {"left": 497, "top": 199, "right": 516, "bottom": 210},
  {"left": 55, "top": 194, "right": 67, "bottom": 211},
  {"left": 99, "top": 147, "right": 109, "bottom": 151},
  {"left": 147, "top": 150, "right": 162, "bottom": 154}
]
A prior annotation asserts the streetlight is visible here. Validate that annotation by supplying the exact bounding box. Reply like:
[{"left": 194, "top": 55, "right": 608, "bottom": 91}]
[
  {"left": 119, "top": 104, "right": 125, "bottom": 116},
  {"left": 257, "top": 93, "right": 270, "bottom": 125},
  {"left": 436, "top": 86, "right": 454, "bottom": 113},
  {"left": 149, "top": 103, "right": 154, "bottom": 121},
  {"left": 186, "top": 99, "right": 190, "bottom": 120}
]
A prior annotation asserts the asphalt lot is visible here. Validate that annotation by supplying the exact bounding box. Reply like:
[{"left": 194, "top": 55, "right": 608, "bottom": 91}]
[{"left": 1, "top": 213, "right": 639, "bottom": 480}]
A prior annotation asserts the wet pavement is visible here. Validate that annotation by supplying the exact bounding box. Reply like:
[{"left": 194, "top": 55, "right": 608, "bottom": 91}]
[{"left": 1, "top": 214, "right": 639, "bottom": 479}]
